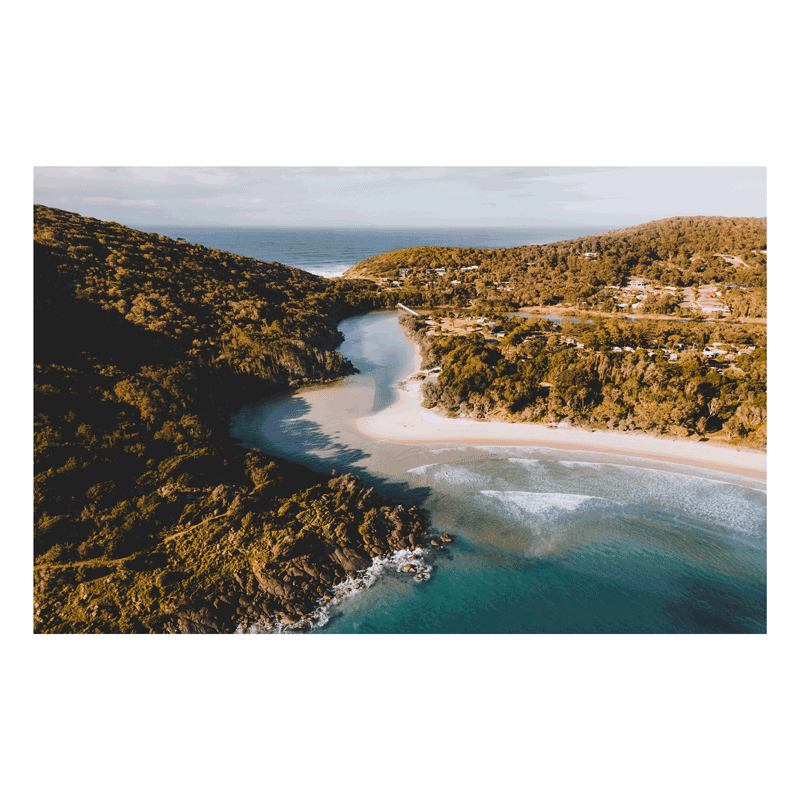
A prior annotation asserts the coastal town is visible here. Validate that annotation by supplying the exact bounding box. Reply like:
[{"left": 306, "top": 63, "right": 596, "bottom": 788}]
[
  {"left": 400, "top": 305, "right": 762, "bottom": 377},
  {"left": 371, "top": 249, "right": 766, "bottom": 322}
]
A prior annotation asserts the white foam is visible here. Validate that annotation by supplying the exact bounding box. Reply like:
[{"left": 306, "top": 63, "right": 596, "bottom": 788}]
[
  {"left": 502, "top": 458, "right": 765, "bottom": 540},
  {"left": 407, "top": 463, "right": 487, "bottom": 487},
  {"left": 557, "top": 460, "right": 763, "bottom": 490},
  {"left": 507, "top": 458, "right": 542, "bottom": 467},
  {"left": 428, "top": 447, "right": 471, "bottom": 454},
  {"left": 240, "top": 547, "right": 431, "bottom": 634},
  {"left": 406, "top": 463, "right": 441, "bottom": 476},
  {"left": 480, "top": 490, "right": 610, "bottom": 516}
]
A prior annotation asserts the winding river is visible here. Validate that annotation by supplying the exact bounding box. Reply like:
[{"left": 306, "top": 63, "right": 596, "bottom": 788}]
[{"left": 231, "top": 311, "right": 766, "bottom": 633}]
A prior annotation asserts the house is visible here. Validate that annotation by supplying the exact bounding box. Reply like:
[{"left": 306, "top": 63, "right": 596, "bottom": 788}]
[
  {"left": 698, "top": 300, "right": 729, "bottom": 314},
  {"left": 628, "top": 278, "right": 647, "bottom": 288}
]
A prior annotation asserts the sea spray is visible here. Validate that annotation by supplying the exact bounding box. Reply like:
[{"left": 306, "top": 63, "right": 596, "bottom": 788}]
[{"left": 239, "top": 547, "right": 432, "bottom": 634}]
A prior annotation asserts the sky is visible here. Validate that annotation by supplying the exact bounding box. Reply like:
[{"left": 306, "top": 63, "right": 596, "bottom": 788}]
[{"left": 33, "top": 166, "right": 766, "bottom": 229}]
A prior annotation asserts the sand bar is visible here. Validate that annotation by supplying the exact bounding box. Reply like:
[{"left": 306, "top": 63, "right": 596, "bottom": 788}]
[{"left": 356, "top": 377, "right": 767, "bottom": 481}]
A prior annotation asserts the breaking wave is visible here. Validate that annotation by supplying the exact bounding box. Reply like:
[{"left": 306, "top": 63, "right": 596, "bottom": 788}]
[
  {"left": 480, "top": 490, "right": 611, "bottom": 516},
  {"left": 556, "top": 460, "right": 765, "bottom": 491},
  {"left": 238, "top": 547, "right": 432, "bottom": 634},
  {"left": 504, "top": 458, "right": 766, "bottom": 540}
]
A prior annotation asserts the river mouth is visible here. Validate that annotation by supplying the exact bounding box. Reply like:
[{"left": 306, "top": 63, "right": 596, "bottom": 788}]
[{"left": 230, "top": 311, "right": 766, "bottom": 634}]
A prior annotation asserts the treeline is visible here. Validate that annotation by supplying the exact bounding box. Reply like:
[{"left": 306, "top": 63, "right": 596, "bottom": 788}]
[
  {"left": 348, "top": 216, "right": 767, "bottom": 316},
  {"left": 34, "top": 206, "right": 427, "bottom": 633},
  {"left": 402, "top": 314, "right": 766, "bottom": 448}
]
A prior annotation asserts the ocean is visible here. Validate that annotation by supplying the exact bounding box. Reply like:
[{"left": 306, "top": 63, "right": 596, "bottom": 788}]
[
  {"left": 231, "top": 312, "right": 767, "bottom": 634},
  {"left": 143, "top": 224, "right": 611, "bottom": 278}
]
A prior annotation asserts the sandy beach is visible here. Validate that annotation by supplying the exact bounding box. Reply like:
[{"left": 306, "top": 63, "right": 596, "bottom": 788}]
[{"left": 356, "top": 372, "right": 767, "bottom": 481}]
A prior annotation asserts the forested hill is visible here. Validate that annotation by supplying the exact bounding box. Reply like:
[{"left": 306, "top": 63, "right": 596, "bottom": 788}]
[
  {"left": 346, "top": 216, "right": 767, "bottom": 279},
  {"left": 33, "top": 206, "right": 429, "bottom": 634},
  {"left": 35, "top": 204, "right": 384, "bottom": 386},
  {"left": 344, "top": 216, "right": 767, "bottom": 313}
]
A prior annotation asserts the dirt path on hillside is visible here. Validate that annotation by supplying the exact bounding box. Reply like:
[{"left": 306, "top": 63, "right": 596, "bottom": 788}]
[
  {"left": 34, "top": 510, "right": 233, "bottom": 573},
  {"left": 519, "top": 306, "right": 766, "bottom": 325}
]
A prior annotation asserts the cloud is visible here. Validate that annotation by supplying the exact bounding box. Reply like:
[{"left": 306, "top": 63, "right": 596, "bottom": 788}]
[
  {"left": 33, "top": 166, "right": 767, "bottom": 227},
  {"left": 124, "top": 167, "right": 238, "bottom": 185},
  {"left": 83, "top": 196, "right": 157, "bottom": 207}
]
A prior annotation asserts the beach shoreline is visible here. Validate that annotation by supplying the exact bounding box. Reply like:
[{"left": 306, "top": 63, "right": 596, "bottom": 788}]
[{"left": 355, "top": 368, "right": 767, "bottom": 482}]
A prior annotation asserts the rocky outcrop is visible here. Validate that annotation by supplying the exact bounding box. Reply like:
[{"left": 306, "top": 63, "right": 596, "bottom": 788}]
[{"left": 331, "top": 547, "right": 373, "bottom": 573}]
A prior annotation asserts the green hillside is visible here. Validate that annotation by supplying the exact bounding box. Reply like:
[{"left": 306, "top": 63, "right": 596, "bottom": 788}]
[
  {"left": 346, "top": 216, "right": 766, "bottom": 316},
  {"left": 33, "top": 206, "right": 430, "bottom": 633}
]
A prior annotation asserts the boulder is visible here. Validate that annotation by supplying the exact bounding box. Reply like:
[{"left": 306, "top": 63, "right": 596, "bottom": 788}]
[
  {"left": 253, "top": 568, "right": 288, "bottom": 598},
  {"left": 332, "top": 547, "right": 372, "bottom": 573}
]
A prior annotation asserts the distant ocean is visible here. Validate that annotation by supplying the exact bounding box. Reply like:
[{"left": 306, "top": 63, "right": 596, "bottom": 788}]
[{"left": 145, "top": 225, "right": 611, "bottom": 278}]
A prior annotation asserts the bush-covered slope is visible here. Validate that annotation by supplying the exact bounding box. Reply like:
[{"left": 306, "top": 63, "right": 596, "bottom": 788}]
[
  {"left": 346, "top": 216, "right": 767, "bottom": 314},
  {"left": 401, "top": 313, "right": 766, "bottom": 448},
  {"left": 33, "top": 206, "right": 431, "bottom": 633}
]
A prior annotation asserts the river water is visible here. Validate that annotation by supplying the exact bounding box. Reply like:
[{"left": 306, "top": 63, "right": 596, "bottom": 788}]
[{"left": 231, "top": 311, "right": 766, "bottom": 633}]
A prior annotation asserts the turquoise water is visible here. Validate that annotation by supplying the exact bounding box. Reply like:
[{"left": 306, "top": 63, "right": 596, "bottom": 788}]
[{"left": 231, "top": 312, "right": 766, "bottom": 634}]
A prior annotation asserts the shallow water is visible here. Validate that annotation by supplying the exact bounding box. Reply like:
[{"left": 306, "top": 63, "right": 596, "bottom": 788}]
[{"left": 230, "top": 311, "right": 766, "bottom": 633}]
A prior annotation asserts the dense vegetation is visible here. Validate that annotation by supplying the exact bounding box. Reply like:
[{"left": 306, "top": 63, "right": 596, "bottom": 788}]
[
  {"left": 33, "top": 208, "right": 768, "bottom": 630},
  {"left": 348, "top": 216, "right": 767, "bottom": 317},
  {"left": 403, "top": 313, "right": 767, "bottom": 448},
  {"left": 34, "top": 206, "right": 429, "bottom": 633}
]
